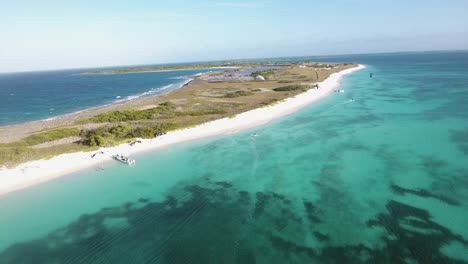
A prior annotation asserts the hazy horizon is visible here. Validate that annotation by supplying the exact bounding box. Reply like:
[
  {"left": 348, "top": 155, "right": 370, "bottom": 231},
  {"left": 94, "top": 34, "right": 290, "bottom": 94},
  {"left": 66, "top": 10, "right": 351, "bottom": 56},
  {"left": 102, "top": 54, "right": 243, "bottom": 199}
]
[
  {"left": 1, "top": 49, "right": 467, "bottom": 74},
  {"left": 1, "top": 0, "right": 467, "bottom": 73}
]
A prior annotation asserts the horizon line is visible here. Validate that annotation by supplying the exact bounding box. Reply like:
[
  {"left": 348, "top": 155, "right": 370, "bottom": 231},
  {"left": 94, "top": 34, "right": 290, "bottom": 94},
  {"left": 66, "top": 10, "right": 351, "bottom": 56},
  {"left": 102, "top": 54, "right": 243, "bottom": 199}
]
[{"left": 1, "top": 48, "right": 467, "bottom": 75}]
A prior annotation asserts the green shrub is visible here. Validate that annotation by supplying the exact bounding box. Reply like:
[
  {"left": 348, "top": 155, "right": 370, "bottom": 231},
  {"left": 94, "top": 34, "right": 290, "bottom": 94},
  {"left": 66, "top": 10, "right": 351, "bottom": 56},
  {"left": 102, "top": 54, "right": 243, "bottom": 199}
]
[
  {"left": 273, "top": 85, "right": 308, "bottom": 92},
  {"left": 86, "top": 135, "right": 106, "bottom": 147},
  {"left": 260, "top": 98, "right": 280, "bottom": 106},
  {"left": 80, "top": 127, "right": 114, "bottom": 147},
  {"left": 129, "top": 123, "right": 178, "bottom": 138},
  {"left": 80, "top": 123, "right": 178, "bottom": 146},
  {"left": 223, "top": 90, "right": 253, "bottom": 98},
  {"left": 78, "top": 102, "right": 228, "bottom": 124},
  {"left": 178, "top": 109, "right": 226, "bottom": 116},
  {"left": 109, "top": 124, "right": 133, "bottom": 138}
]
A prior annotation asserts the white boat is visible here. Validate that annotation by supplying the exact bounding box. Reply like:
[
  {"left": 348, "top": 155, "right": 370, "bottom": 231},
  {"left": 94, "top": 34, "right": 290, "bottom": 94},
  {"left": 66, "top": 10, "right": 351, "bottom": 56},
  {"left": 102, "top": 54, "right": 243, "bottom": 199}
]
[{"left": 112, "top": 154, "right": 135, "bottom": 166}]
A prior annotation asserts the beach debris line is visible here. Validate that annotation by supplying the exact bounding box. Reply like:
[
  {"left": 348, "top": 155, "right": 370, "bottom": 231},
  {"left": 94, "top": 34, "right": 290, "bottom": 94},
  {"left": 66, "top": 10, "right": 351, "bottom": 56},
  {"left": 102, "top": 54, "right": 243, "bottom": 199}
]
[
  {"left": 129, "top": 139, "right": 142, "bottom": 146},
  {"left": 91, "top": 151, "right": 105, "bottom": 158},
  {"left": 112, "top": 154, "right": 135, "bottom": 166}
]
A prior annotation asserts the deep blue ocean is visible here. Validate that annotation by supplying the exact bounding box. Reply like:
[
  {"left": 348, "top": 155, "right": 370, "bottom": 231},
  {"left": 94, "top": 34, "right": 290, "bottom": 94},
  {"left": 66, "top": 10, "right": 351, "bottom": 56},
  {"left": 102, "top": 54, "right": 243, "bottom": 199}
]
[
  {"left": 1, "top": 51, "right": 468, "bottom": 263},
  {"left": 0, "top": 68, "right": 214, "bottom": 125}
]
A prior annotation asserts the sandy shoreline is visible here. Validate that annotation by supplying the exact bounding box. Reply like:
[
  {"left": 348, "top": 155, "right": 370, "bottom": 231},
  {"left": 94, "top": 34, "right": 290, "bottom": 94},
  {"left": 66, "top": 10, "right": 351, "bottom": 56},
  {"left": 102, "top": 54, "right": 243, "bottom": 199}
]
[
  {"left": 0, "top": 65, "right": 365, "bottom": 196},
  {"left": 0, "top": 78, "right": 195, "bottom": 143}
]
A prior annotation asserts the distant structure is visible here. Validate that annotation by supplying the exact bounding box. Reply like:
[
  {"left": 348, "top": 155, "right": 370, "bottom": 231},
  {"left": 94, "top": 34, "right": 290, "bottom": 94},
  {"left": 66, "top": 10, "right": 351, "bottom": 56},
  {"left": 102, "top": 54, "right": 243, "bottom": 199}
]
[{"left": 255, "top": 75, "right": 266, "bottom": 81}]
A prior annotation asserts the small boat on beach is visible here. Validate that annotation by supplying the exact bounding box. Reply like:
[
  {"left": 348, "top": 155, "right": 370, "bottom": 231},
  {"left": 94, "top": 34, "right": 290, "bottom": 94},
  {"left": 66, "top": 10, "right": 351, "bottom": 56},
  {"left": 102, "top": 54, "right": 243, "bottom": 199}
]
[{"left": 112, "top": 154, "right": 136, "bottom": 166}]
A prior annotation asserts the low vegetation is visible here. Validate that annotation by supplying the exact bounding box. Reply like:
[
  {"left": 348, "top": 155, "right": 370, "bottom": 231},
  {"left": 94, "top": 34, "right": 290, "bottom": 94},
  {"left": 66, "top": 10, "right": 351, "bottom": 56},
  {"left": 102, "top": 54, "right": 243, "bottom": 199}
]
[
  {"left": 0, "top": 144, "right": 92, "bottom": 168},
  {"left": 80, "top": 123, "right": 178, "bottom": 147},
  {"left": 273, "top": 84, "right": 308, "bottom": 92},
  {"left": 260, "top": 98, "right": 280, "bottom": 106},
  {"left": 77, "top": 102, "right": 175, "bottom": 123},
  {"left": 223, "top": 90, "right": 254, "bottom": 98},
  {"left": 0, "top": 123, "right": 179, "bottom": 166},
  {"left": 0, "top": 128, "right": 81, "bottom": 147},
  {"left": 181, "top": 109, "right": 226, "bottom": 116},
  {"left": 77, "top": 102, "right": 227, "bottom": 124}
]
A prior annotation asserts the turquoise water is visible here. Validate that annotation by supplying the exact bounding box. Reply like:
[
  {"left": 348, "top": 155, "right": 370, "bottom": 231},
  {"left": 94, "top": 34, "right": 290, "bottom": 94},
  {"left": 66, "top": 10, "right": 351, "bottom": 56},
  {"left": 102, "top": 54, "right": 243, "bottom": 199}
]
[{"left": 1, "top": 52, "right": 468, "bottom": 263}]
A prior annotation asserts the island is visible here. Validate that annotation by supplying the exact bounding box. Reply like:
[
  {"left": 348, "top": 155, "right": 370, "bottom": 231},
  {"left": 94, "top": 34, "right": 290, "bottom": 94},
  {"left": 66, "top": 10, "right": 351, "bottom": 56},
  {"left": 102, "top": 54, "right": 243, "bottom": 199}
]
[
  {"left": 86, "top": 61, "right": 289, "bottom": 74},
  {"left": 0, "top": 62, "right": 364, "bottom": 195}
]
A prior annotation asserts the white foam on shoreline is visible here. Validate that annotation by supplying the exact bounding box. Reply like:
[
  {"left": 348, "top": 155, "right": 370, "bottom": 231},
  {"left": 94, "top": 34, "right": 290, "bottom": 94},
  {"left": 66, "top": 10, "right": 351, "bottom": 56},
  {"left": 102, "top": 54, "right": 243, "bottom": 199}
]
[
  {"left": 9, "top": 77, "right": 195, "bottom": 126},
  {"left": 0, "top": 65, "right": 365, "bottom": 196},
  {"left": 115, "top": 78, "right": 193, "bottom": 103}
]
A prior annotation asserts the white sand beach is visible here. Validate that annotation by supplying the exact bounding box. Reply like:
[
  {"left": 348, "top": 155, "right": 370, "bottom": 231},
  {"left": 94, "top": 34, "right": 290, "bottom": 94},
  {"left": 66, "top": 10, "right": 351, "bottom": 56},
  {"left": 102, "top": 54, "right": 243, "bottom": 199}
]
[{"left": 0, "top": 65, "right": 365, "bottom": 196}]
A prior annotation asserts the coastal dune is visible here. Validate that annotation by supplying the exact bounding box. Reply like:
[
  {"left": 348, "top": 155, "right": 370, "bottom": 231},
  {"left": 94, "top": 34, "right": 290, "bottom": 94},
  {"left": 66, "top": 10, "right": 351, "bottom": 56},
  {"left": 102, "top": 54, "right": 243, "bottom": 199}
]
[{"left": 0, "top": 65, "right": 365, "bottom": 196}]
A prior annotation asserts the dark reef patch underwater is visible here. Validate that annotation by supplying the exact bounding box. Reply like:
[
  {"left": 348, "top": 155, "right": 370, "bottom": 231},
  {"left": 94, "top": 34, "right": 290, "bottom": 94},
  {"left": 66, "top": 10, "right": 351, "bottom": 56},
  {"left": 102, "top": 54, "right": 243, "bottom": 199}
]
[{"left": 1, "top": 178, "right": 467, "bottom": 263}]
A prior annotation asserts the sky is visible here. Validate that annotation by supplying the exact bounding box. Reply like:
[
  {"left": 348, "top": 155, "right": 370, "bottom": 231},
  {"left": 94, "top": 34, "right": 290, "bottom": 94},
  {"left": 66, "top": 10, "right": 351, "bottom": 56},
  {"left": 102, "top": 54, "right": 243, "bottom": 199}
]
[{"left": 1, "top": 0, "right": 467, "bottom": 72}]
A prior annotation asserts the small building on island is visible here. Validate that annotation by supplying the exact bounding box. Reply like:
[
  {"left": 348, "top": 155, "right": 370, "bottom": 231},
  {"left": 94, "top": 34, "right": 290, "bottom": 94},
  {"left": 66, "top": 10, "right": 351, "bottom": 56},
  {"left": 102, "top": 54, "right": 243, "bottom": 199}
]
[{"left": 255, "top": 75, "right": 266, "bottom": 81}]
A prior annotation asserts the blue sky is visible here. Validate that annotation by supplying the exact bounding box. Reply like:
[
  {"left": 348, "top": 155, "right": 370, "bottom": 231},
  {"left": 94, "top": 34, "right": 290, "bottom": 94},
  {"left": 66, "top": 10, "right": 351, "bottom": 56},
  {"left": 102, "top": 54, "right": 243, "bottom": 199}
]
[{"left": 1, "top": 0, "right": 467, "bottom": 72}]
